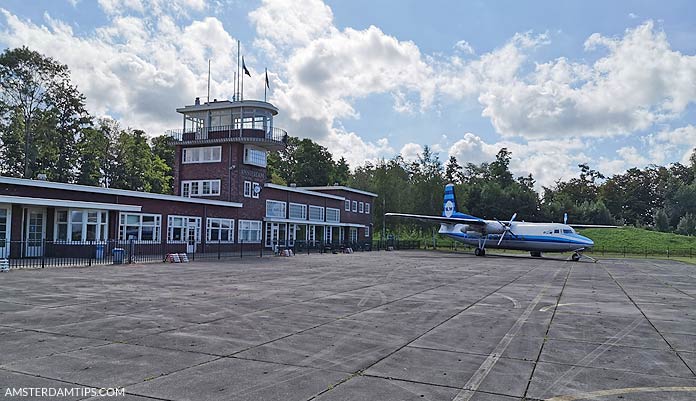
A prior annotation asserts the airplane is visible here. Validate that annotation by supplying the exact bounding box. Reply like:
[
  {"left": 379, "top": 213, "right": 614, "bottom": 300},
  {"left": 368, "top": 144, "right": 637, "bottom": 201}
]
[{"left": 386, "top": 183, "right": 617, "bottom": 261}]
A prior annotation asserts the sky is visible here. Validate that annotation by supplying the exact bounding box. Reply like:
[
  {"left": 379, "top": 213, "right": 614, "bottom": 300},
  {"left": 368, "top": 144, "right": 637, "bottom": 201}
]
[{"left": 1, "top": 0, "right": 695, "bottom": 188}]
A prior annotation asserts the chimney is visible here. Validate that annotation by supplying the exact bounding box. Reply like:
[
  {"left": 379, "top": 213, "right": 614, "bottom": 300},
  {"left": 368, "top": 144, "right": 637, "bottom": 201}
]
[{"left": 290, "top": 183, "right": 297, "bottom": 188}]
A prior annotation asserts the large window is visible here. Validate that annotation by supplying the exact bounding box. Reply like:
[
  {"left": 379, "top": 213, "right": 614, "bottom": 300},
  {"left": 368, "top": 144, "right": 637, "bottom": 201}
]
[
  {"left": 289, "top": 203, "right": 307, "bottom": 220},
  {"left": 266, "top": 200, "right": 286, "bottom": 218},
  {"left": 119, "top": 213, "right": 161, "bottom": 242},
  {"left": 207, "top": 218, "right": 234, "bottom": 243},
  {"left": 345, "top": 199, "right": 350, "bottom": 211},
  {"left": 182, "top": 180, "right": 221, "bottom": 197},
  {"left": 167, "top": 216, "right": 201, "bottom": 243},
  {"left": 239, "top": 220, "right": 262, "bottom": 243},
  {"left": 308, "top": 206, "right": 324, "bottom": 221},
  {"left": 56, "top": 209, "right": 108, "bottom": 242},
  {"left": 244, "top": 146, "right": 267, "bottom": 167},
  {"left": 182, "top": 146, "right": 222, "bottom": 164},
  {"left": 326, "top": 208, "right": 340, "bottom": 223}
]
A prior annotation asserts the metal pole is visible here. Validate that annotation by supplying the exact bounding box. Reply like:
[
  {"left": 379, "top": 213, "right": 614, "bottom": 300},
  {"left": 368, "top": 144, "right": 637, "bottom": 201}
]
[{"left": 207, "top": 59, "right": 211, "bottom": 103}]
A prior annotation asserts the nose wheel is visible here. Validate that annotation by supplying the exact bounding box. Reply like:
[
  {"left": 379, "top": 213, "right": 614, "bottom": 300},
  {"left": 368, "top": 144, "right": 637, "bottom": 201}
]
[
  {"left": 474, "top": 247, "right": 486, "bottom": 257},
  {"left": 571, "top": 252, "right": 581, "bottom": 262}
]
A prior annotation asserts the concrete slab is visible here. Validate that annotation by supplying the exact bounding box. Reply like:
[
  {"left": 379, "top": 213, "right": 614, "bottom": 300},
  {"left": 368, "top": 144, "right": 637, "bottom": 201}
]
[
  {"left": 127, "top": 357, "right": 348, "bottom": 401},
  {"left": 0, "top": 330, "right": 107, "bottom": 365},
  {"left": 314, "top": 376, "right": 460, "bottom": 401},
  {"left": 0, "top": 369, "right": 85, "bottom": 401}
]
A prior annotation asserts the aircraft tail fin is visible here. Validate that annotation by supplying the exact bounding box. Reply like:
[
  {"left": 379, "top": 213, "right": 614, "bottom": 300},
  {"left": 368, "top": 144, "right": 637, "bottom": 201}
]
[{"left": 442, "top": 184, "right": 479, "bottom": 219}]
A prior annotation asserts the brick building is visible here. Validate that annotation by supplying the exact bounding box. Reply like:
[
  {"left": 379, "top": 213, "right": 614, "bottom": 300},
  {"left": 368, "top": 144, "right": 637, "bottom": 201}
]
[{"left": 0, "top": 98, "right": 376, "bottom": 259}]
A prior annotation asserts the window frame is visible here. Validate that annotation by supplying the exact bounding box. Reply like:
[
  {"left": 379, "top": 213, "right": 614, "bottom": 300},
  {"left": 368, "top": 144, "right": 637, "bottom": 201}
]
[
  {"left": 182, "top": 146, "right": 222, "bottom": 164},
  {"left": 352, "top": 201, "right": 357, "bottom": 212},
  {"left": 365, "top": 226, "right": 370, "bottom": 237},
  {"left": 181, "top": 179, "right": 221, "bottom": 197},
  {"left": 359, "top": 202, "right": 364, "bottom": 213},
  {"left": 167, "top": 215, "right": 202, "bottom": 244},
  {"left": 365, "top": 203, "right": 370, "bottom": 214},
  {"left": 344, "top": 199, "right": 350, "bottom": 211},
  {"left": 55, "top": 209, "right": 109, "bottom": 242},
  {"left": 266, "top": 200, "right": 287, "bottom": 218},
  {"left": 243, "top": 146, "right": 267, "bottom": 167},
  {"left": 206, "top": 217, "right": 235, "bottom": 243},
  {"left": 289, "top": 203, "right": 307, "bottom": 220},
  {"left": 119, "top": 212, "right": 162, "bottom": 242},
  {"left": 252, "top": 182, "right": 260, "bottom": 199},
  {"left": 238, "top": 220, "right": 262, "bottom": 243},
  {"left": 308, "top": 205, "right": 325, "bottom": 222},
  {"left": 243, "top": 181, "right": 252, "bottom": 198},
  {"left": 326, "top": 208, "right": 340, "bottom": 223}
]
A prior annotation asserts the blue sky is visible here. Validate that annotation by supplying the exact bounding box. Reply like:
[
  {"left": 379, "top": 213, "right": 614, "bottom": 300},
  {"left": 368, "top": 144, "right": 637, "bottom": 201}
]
[{"left": 1, "top": 0, "right": 695, "bottom": 187}]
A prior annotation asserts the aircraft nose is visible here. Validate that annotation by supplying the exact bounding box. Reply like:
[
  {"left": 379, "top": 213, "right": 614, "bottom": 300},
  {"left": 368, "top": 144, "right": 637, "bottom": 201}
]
[{"left": 581, "top": 235, "right": 594, "bottom": 247}]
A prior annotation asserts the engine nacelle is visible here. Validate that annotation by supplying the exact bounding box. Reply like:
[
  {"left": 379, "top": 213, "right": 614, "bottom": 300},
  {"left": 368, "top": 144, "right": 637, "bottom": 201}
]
[{"left": 484, "top": 222, "right": 505, "bottom": 234}]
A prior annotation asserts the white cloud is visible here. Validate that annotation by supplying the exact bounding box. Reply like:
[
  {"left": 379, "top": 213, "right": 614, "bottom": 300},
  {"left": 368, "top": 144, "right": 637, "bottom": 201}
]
[
  {"left": 646, "top": 125, "right": 696, "bottom": 165},
  {"left": 454, "top": 39, "right": 475, "bottom": 55}
]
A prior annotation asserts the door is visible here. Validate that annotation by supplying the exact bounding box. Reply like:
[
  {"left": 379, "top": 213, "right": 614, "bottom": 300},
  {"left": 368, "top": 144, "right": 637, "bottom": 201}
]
[
  {"left": 187, "top": 220, "right": 199, "bottom": 253},
  {"left": 25, "top": 208, "right": 46, "bottom": 257},
  {"left": 0, "top": 206, "right": 9, "bottom": 258}
]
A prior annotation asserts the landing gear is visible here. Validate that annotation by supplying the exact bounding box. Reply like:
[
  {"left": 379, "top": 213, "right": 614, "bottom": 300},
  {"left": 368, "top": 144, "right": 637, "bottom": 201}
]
[
  {"left": 474, "top": 247, "right": 486, "bottom": 257},
  {"left": 571, "top": 252, "right": 581, "bottom": 262},
  {"left": 530, "top": 251, "right": 542, "bottom": 258}
]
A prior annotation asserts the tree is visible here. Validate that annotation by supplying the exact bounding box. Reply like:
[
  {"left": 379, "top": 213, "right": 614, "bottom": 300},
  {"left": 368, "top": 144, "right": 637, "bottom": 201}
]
[
  {"left": 676, "top": 213, "right": 696, "bottom": 236},
  {"left": 444, "top": 156, "right": 463, "bottom": 183},
  {"left": 330, "top": 157, "right": 350, "bottom": 185},
  {"left": 0, "top": 47, "right": 87, "bottom": 180},
  {"left": 653, "top": 208, "right": 670, "bottom": 232},
  {"left": 76, "top": 127, "right": 110, "bottom": 186},
  {"left": 151, "top": 134, "right": 175, "bottom": 192}
]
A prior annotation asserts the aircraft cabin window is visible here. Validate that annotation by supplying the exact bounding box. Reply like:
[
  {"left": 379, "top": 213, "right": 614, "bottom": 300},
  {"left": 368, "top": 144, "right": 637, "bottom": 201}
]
[
  {"left": 563, "top": 229, "right": 573, "bottom": 234},
  {"left": 554, "top": 229, "right": 560, "bottom": 234}
]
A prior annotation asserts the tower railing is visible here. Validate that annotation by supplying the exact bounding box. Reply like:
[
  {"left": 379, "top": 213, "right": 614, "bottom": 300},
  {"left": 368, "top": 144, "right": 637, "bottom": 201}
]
[{"left": 166, "top": 125, "right": 288, "bottom": 144}]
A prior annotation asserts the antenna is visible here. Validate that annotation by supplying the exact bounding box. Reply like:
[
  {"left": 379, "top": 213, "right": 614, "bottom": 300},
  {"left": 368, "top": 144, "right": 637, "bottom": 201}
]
[
  {"left": 207, "top": 59, "right": 211, "bottom": 103},
  {"left": 236, "top": 40, "right": 241, "bottom": 101}
]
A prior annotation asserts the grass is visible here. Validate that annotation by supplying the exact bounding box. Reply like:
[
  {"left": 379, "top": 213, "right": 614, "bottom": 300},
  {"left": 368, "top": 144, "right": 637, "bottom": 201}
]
[{"left": 578, "top": 227, "right": 696, "bottom": 251}]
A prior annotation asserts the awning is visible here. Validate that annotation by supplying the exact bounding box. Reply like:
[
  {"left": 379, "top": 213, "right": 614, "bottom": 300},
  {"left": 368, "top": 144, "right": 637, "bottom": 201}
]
[
  {"left": 263, "top": 217, "right": 366, "bottom": 228},
  {"left": 0, "top": 196, "right": 142, "bottom": 212}
]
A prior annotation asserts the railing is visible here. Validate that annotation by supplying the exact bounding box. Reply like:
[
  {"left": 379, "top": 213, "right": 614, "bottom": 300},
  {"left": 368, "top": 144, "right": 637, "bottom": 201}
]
[{"left": 167, "top": 125, "right": 288, "bottom": 143}]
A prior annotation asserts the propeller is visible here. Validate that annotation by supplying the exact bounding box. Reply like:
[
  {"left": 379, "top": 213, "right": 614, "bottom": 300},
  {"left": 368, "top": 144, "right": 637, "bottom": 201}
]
[{"left": 496, "top": 213, "right": 518, "bottom": 246}]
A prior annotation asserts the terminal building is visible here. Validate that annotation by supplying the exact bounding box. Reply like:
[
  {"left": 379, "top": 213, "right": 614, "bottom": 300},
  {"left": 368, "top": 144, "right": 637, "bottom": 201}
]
[{"left": 0, "top": 98, "right": 376, "bottom": 259}]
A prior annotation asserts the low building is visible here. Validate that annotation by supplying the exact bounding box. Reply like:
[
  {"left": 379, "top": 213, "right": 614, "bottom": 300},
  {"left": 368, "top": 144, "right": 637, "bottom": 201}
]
[{"left": 0, "top": 98, "right": 376, "bottom": 259}]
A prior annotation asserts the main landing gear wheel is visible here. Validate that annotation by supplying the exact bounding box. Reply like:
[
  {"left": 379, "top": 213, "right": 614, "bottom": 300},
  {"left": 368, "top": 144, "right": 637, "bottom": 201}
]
[
  {"left": 530, "top": 251, "right": 542, "bottom": 257},
  {"left": 571, "top": 252, "right": 581, "bottom": 262},
  {"left": 474, "top": 247, "right": 486, "bottom": 257}
]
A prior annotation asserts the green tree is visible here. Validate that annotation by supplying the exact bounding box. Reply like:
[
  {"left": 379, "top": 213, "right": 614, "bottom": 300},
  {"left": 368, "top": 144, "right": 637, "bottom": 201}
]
[
  {"left": 76, "top": 127, "right": 110, "bottom": 186},
  {"left": 653, "top": 208, "right": 670, "bottom": 232},
  {"left": 0, "top": 47, "right": 88, "bottom": 180},
  {"left": 330, "top": 156, "right": 351, "bottom": 185},
  {"left": 676, "top": 213, "right": 696, "bottom": 236},
  {"left": 444, "top": 155, "right": 463, "bottom": 184}
]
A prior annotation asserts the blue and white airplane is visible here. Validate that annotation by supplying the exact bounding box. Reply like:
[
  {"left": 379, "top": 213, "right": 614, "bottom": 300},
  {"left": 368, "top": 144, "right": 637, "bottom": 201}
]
[{"left": 386, "top": 184, "right": 615, "bottom": 261}]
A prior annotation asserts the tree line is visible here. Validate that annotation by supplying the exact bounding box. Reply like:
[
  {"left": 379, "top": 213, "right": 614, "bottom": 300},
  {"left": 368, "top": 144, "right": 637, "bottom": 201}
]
[{"left": 2, "top": 47, "right": 696, "bottom": 238}]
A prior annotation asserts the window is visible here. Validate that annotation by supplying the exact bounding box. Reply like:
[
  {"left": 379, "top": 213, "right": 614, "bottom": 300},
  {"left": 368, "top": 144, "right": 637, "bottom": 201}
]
[
  {"left": 352, "top": 201, "right": 357, "bottom": 212},
  {"left": 563, "top": 229, "right": 573, "bottom": 234},
  {"left": 0, "top": 208, "right": 6, "bottom": 243},
  {"left": 554, "top": 229, "right": 560, "bottom": 234},
  {"left": 350, "top": 227, "right": 358, "bottom": 242},
  {"left": 326, "top": 208, "right": 340, "bottom": 223},
  {"left": 345, "top": 199, "right": 350, "bottom": 211},
  {"left": 365, "top": 226, "right": 370, "bottom": 237},
  {"left": 308, "top": 206, "right": 324, "bottom": 221},
  {"left": 207, "top": 218, "right": 234, "bottom": 243},
  {"left": 243, "top": 146, "right": 267, "bottom": 167},
  {"left": 243, "top": 181, "right": 252, "bottom": 198},
  {"left": 266, "top": 200, "right": 287, "bottom": 218},
  {"left": 252, "top": 182, "right": 260, "bottom": 199},
  {"left": 289, "top": 203, "right": 307, "bottom": 220},
  {"left": 182, "top": 146, "right": 222, "bottom": 164},
  {"left": 55, "top": 209, "right": 108, "bottom": 242},
  {"left": 167, "top": 216, "right": 201, "bottom": 243},
  {"left": 365, "top": 203, "right": 370, "bottom": 214},
  {"left": 359, "top": 202, "right": 364, "bottom": 213},
  {"left": 119, "top": 213, "right": 161, "bottom": 242},
  {"left": 182, "top": 180, "right": 220, "bottom": 197},
  {"left": 239, "top": 220, "right": 262, "bottom": 243}
]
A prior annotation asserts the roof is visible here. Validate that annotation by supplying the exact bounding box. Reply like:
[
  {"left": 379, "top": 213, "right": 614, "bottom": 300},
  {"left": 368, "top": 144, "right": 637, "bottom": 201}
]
[
  {"left": 0, "top": 196, "right": 142, "bottom": 212},
  {"left": 299, "top": 186, "right": 378, "bottom": 197},
  {"left": 0, "top": 176, "right": 243, "bottom": 208},
  {"left": 264, "top": 183, "right": 345, "bottom": 200},
  {"left": 176, "top": 100, "right": 279, "bottom": 115}
]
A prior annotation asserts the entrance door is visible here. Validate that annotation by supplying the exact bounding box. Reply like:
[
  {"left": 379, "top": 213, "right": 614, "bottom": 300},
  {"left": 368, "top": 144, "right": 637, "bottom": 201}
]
[
  {"left": 25, "top": 208, "right": 45, "bottom": 257},
  {"left": 187, "top": 220, "right": 198, "bottom": 253},
  {"left": 0, "top": 207, "right": 9, "bottom": 258}
]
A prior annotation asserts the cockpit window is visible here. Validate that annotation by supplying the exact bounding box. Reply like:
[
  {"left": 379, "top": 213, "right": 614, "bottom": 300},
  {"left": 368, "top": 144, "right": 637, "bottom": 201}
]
[
  {"left": 554, "top": 229, "right": 560, "bottom": 234},
  {"left": 563, "top": 229, "right": 573, "bottom": 234}
]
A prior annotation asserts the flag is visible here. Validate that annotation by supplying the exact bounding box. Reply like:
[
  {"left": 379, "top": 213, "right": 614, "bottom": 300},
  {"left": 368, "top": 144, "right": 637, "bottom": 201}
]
[
  {"left": 265, "top": 68, "right": 270, "bottom": 89},
  {"left": 242, "top": 57, "right": 251, "bottom": 77}
]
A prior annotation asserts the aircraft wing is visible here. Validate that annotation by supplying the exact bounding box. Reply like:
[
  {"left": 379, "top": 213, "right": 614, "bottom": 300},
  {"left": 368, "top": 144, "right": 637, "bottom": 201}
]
[
  {"left": 385, "top": 212, "right": 486, "bottom": 226},
  {"left": 570, "top": 224, "right": 621, "bottom": 229}
]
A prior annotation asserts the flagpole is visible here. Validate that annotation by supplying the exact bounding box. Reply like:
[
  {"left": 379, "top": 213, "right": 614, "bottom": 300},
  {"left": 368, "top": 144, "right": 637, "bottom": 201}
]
[
  {"left": 236, "top": 40, "right": 240, "bottom": 100},
  {"left": 264, "top": 68, "right": 267, "bottom": 102},
  {"left": 207, "top": 59, "right": 211, "bottom": 103},
  {"left": 241, "top": 57, "right": 244, "bottom": 101}
]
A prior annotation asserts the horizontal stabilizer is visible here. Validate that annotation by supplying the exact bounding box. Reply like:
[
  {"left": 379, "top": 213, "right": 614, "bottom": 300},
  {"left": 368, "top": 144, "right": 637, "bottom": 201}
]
[{"left": 385, "top": 212, "right": 486, "bottom": 226}]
